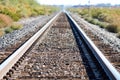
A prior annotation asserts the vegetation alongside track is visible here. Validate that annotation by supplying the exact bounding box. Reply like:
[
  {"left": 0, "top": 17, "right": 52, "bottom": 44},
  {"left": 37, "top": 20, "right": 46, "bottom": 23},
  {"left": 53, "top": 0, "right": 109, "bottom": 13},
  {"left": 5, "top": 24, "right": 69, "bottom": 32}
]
[
  {"left": 69, "top": 7, "right": 120, "bottom": 38},
  {"left": 0, "top": 0, "right": 58, "bottom": 36}
]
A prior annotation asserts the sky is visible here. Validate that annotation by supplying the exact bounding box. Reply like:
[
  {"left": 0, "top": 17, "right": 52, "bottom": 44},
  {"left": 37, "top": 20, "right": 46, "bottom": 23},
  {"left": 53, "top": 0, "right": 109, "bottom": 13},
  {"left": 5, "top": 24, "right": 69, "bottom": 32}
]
[{"left": 36, "top": 0, "right": 120, "bottom": 5}]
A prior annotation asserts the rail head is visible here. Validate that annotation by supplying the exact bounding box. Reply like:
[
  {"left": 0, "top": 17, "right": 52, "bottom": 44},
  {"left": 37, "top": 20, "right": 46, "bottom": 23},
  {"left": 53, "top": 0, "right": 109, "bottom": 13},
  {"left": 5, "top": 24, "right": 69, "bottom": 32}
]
[
  {"left": 0, "top": 12, "right": 61, "bottom": 79},
  {"left": 65, "top": 11, "right": 120, "bottom": 80}
]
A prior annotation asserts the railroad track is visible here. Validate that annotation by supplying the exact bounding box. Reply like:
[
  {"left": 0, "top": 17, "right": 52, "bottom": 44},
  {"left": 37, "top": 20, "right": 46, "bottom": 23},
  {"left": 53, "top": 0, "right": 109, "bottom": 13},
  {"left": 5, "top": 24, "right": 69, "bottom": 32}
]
[
  {"left": 0, "top": 11, "right": 120, "bottom": 80},
  {"left": 0, "top": 16, "right": 52, "bottom": 64},
  {"left": 72, "top": 17, "right": 120, "bottom": 73}
]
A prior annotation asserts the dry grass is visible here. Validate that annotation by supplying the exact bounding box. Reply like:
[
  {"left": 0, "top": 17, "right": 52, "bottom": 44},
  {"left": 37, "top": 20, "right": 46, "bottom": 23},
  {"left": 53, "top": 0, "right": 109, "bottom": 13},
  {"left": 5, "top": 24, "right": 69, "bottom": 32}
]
[
  {"left": 70, "top": 8, "right": 120, "bottom": 34},
  {"left": 0, "top": 0, "right": 58, "bottom": 36},
  {"left": 0, "top": 14, "right": 13, "bottom": 28},
  {"left": 0, "top": 28, "right": 4, "bottom": 36},
  {"left": 0, "top": 0, "right": 58, "bottom": 21},
  {"left": 105, "top": 13, "right": 120, "bottom": 33}
]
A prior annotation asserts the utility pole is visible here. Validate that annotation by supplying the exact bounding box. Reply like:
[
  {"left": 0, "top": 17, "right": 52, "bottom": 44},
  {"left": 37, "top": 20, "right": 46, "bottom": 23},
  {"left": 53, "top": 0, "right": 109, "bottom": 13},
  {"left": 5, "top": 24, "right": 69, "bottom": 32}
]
[{"left": 88, "top": 0, "right": 91, "bottom": 17}]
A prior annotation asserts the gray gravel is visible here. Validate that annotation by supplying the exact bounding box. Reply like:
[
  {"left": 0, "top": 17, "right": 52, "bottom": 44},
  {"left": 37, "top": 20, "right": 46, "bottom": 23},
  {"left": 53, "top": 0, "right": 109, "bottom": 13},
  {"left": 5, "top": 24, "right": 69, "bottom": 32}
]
[
  {"left": 71, "top": 13, "right": 120, "bottom": 52},
  {"left": 0, "top": 14, "right": 56, "bottom": 49}
]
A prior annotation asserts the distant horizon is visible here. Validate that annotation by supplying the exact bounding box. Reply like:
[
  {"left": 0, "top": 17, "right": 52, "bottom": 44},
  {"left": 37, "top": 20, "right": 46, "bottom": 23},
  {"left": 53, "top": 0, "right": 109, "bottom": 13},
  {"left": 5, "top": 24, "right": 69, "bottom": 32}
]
[{"left": 36, "top": 0, "right": 120, "bottom": 6}]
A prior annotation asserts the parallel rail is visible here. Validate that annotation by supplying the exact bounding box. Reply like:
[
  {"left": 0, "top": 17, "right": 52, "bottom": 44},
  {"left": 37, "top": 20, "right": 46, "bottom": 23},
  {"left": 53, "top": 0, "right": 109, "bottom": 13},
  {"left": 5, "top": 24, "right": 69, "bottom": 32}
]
[
  {"left": 0, "top": 11, "right": 120, "bottom": 79},
  {"left": 65, "top": 11, "right": 120, "bottom": 80}
]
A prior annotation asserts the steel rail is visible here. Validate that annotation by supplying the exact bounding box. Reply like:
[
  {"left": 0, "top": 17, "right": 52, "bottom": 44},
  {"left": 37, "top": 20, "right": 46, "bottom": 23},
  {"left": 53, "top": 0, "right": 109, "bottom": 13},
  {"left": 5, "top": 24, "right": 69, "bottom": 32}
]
[
  {"left": 0, "top": 12, "right": 60, "bottom": 79},
  {"left": 65, "top": 11, "right": 120, "bottom": 80}
]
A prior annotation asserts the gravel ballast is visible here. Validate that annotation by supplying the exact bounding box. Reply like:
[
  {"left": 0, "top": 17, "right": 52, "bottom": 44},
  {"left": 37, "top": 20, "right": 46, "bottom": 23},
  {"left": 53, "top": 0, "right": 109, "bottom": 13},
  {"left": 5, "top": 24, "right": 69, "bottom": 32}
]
[
  {"left": 0, "top": 13, "right": 56, "bottom": 49},
  {"left": 71, "top": 13, "right": 120, "bottom": 52}
]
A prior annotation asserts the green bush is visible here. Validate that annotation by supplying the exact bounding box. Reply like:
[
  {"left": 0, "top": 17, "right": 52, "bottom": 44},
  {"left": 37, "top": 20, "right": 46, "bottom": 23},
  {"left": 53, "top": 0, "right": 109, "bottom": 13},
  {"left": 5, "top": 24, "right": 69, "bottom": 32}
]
[
  {"left": 91, "top": 9, "right": 102, "bottom": 19},
  {"left": 9, "top": 13, "right": 20, "bottom": 21},
  {"left": 10, "top": 23, "right": 22, "bottom": 30},
  {"left": 98, "top": 13, "right": 108, "bottom": 22},
  {"left": 91, "top": 19, "right": 99, "bottom": 25},
  {"left": 88, "top": 19, "right": 96, "bottom": 24},
  {"left": 5, "top": 27, "right": 13, "bottom": 33},
  {"left": 85, "top": 17, "right": 92, "bottom": 22},
  {"left": 80, "top": 9, "right": 88, "bottom": 16},
  {"left": 97, "top": 22, "right": 107, "bottom": 28},
  {"left": 4, "top": 23, "right": 22, "bottom": 34},
  {"left": 85, "top": 17, "right": 97, "bottom": 24},
  {"left": 0, "top": 0, "right": 58, "bottom": 22},
  {"left": 38, "top": 10, "right": 45, "bottom": 15},
  {"left": 85, "top": 17, "right": 107, "bottom": 28},
  {"left": 1, "top": 8, "right": 20, "bottom": 21}
]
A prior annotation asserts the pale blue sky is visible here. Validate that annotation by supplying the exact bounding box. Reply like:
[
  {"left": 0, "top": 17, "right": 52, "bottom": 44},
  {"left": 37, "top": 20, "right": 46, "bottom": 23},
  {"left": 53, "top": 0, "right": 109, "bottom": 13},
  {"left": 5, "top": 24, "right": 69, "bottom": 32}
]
[{"left": 36, "top": 0, "right": 120, "bottom": 5}]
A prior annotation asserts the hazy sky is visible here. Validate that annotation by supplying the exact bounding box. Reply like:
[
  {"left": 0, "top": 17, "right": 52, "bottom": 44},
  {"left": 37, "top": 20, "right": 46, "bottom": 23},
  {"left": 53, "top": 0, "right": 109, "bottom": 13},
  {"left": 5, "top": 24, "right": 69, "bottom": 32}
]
[{"left": 36, "top": 0, "right": 120, "bottom": 5}]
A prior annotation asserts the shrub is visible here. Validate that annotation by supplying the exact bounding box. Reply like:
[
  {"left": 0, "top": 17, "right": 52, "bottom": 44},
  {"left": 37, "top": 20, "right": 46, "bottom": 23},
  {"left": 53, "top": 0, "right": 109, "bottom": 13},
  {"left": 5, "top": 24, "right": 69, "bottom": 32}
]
[
  {"left": 91, "top": 9, "right": 102, "bottom": 19},
  {"left": 9, "top": 13, "right": 20, "bottom": 21},
  {"left": 85, "top": 17, "right": 98, "bottom": 24},
  {"left": 91, "top": 19, "right": 99, "bottom": 25},
  {"left": 38, "top": 9, "right": 45, "bottom": 15},
  {"left": 106, "top": 24, "right": 119, "bottom": 33},
  {"left": 31, "top": 11, "right": 38, "bottom": 16},
  {"left": 1, "top": 7, "right": 20, "bottom": 21},
  {"left": 85, "top": 17, "right": 107, "bottom": 28},
  {"left": 85, "top": 17, "right": 92, "bottom": 22},
  {"left": 97, "top": 22, "right": 107, "bottom": 28},
  {"left": 70, "top": 8, "right": 120, "bottom": 34},
  {"left": 98, "top": 13, "right": 108, "bottom": 22},
  {"left": 0, "top": 0, "right": 57, "bottom": 21},
  {"left": 117, "top": 32, "right": 120, "bottom": 39},
  {"left": 10, "top": 23, "right": 22, "bottom": 30},
  {"left": 80, "top": 9, "right": 88, "bottom": 16},
  {"left": 88, "top": 19, "right": 95, "bottom": 24},
  {"left": 5, "top": 27, "right": 13, "bottom": 33},
  {"left": 4, "top": 23, "right": 22, "bottom": 34}
]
